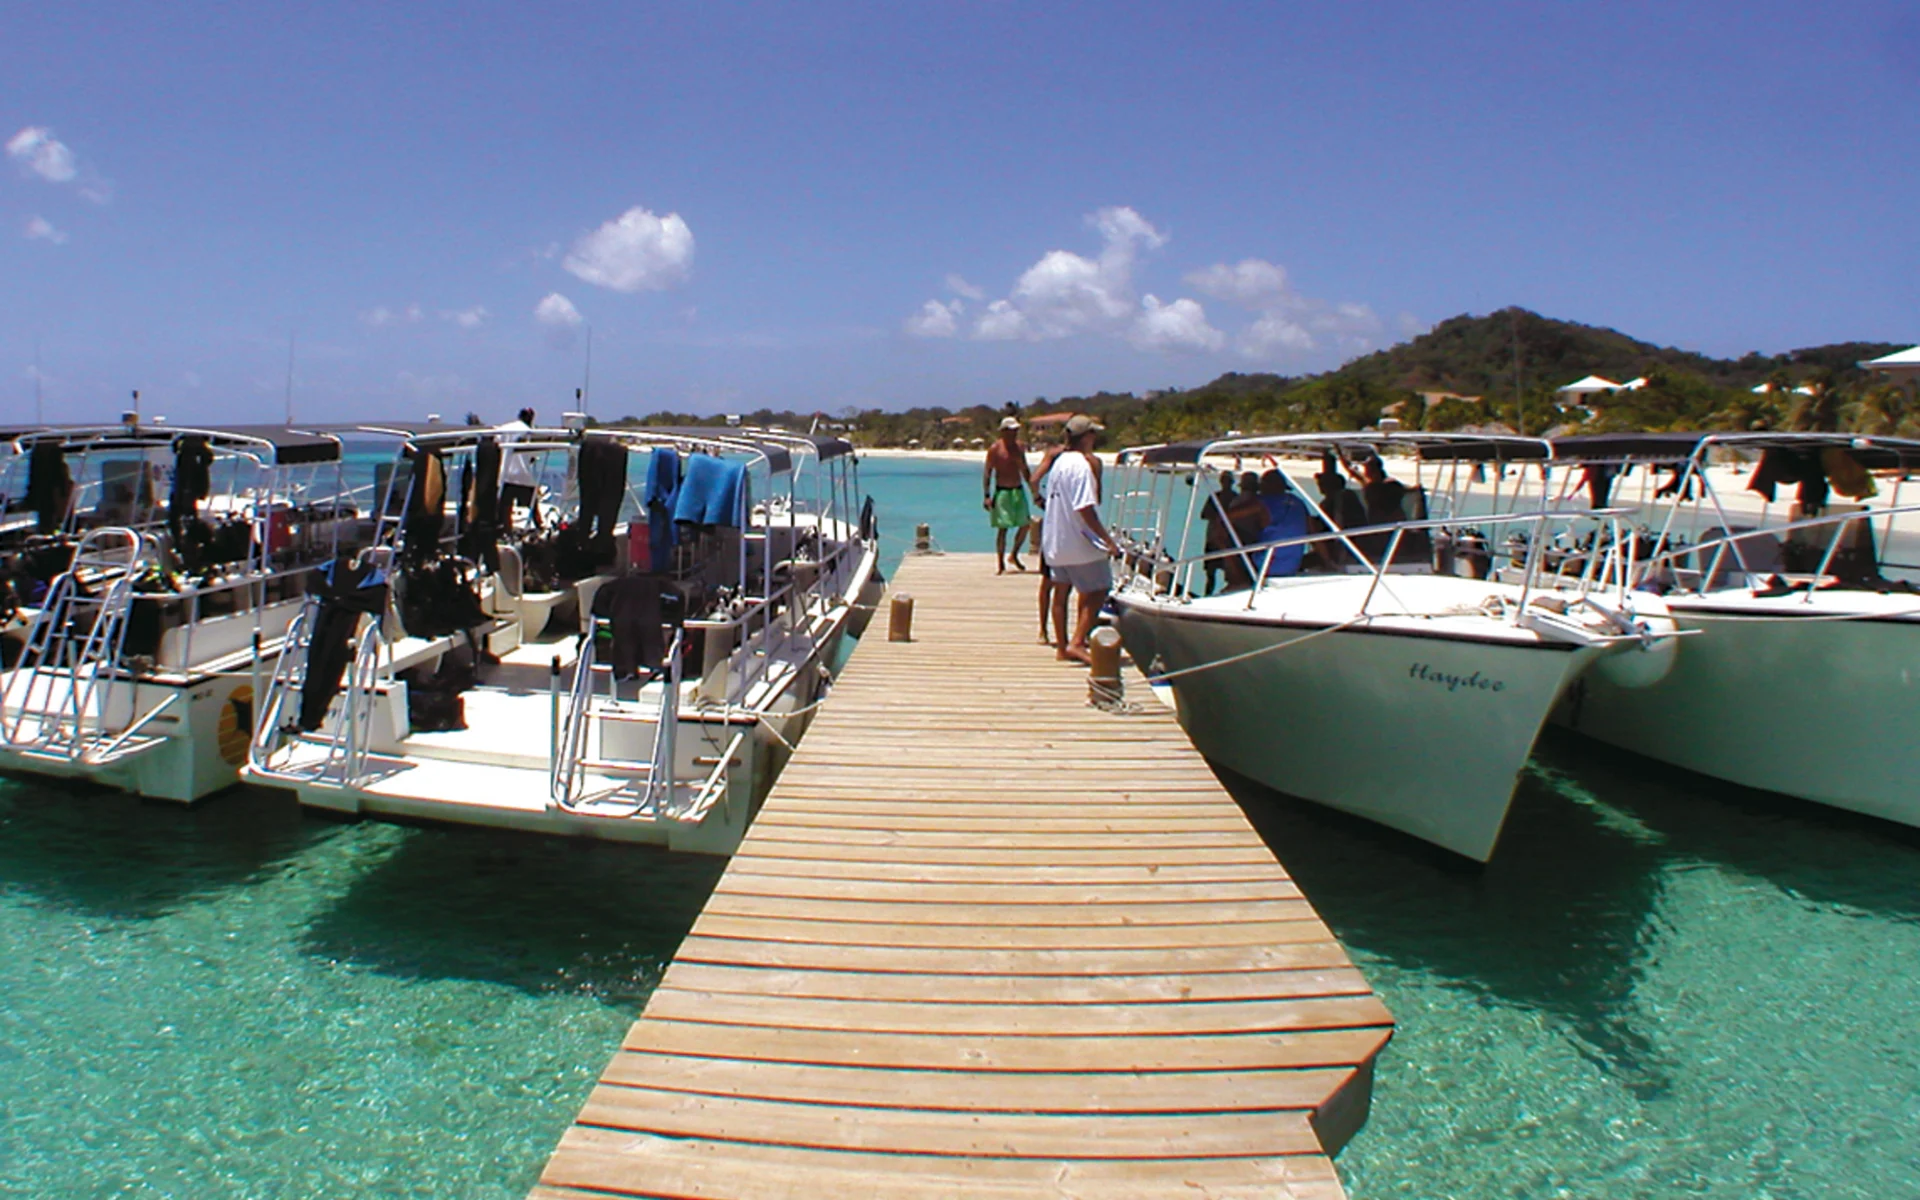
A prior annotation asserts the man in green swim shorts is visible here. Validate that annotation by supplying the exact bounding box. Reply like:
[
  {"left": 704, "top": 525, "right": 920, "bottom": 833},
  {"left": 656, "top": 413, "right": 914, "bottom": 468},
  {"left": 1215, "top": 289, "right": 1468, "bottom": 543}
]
[{"left": 983, "top": 416, "right": 1033, "bottom": 573}]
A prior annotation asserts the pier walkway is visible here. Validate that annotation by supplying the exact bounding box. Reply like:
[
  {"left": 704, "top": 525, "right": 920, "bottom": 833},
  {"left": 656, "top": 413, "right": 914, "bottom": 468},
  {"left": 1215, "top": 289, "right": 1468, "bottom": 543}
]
[{"left": 534, "top": 553, "right": 1393, "bottom": 1199}]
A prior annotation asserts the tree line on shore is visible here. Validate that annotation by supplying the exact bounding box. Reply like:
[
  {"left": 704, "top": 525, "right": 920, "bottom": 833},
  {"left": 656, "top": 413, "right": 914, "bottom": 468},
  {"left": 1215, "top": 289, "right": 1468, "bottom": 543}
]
[{"left": 610, "top": 309, "right": 1912, "bottom": 449}]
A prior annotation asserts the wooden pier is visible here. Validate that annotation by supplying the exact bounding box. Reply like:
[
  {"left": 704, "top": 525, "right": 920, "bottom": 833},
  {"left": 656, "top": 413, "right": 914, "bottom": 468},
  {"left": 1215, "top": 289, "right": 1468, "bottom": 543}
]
[{"left": 533, "top": 553, "right": 1393, "bottom": 1199}]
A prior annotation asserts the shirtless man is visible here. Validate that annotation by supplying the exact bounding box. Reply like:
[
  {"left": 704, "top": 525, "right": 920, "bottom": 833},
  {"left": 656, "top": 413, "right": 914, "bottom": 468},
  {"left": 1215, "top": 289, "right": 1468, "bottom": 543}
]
[{"left": 983, "top": 417, "right": 1033, "bottom": 573}]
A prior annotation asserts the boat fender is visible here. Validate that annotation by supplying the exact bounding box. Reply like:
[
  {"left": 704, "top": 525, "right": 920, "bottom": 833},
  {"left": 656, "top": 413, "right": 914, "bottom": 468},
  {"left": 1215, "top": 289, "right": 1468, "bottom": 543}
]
[{"left": 1587, "top": 597, "right": 1680, "bottom": 689}]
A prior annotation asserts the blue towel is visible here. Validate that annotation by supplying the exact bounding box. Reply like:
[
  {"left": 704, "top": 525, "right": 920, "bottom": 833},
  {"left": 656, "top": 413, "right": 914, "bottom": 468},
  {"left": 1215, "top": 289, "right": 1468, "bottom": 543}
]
[
  {"left": 673, "top": 454, "right": 746, "bottom": 527},
  {"left": 645, "top": 448, "right": 680, "bottom": 571},
  {"left": 1258, "top": 493, "right": 1307, "bottom": 577}
]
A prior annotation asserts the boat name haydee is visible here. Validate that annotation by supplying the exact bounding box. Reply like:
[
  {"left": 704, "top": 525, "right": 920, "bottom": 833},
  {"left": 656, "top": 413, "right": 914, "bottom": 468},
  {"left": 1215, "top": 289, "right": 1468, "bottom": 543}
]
[{"left": 1408, "top": 663, "right": 1507, "bottom": 693}]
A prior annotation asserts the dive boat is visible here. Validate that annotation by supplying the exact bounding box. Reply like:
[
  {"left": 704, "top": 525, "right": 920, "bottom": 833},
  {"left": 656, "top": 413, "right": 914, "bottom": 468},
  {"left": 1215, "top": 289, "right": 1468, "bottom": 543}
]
[
  {"left": 1105, "top": 433, "right": 1678, "bottom": 862},
  {"left": 243, "top": 421, "right": 877, "bottom": 854},
  {"left": 0, "top": 421, "right": 354, "bottom": 800},
  {"left": 1549, "top": 431, "right": 1920, "bottom": 830}
]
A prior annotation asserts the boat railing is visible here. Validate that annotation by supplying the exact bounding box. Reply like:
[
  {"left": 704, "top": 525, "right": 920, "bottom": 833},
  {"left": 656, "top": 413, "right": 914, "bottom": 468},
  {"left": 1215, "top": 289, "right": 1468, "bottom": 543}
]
[
  {"left": 1118, "top": 506, "right": 1642, "bottom": 623},
  {"left": 550, "top": 627, "right": 600, "bottom": 805},
  {"left": 0, "top": 527, "right": 153, "bottom": 758},
  {"left": 1628, "top": 500, "right": 1920, "bottom": 599},
  {"left": 327, "top": 621, "right": 385, "bottom": 784}
]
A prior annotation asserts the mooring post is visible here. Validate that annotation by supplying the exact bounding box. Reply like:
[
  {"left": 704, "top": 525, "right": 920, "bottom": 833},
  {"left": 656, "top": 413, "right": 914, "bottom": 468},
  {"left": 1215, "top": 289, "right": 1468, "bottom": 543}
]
[{"left": 888, "top": 593, "right": 915, "bottom": 642}]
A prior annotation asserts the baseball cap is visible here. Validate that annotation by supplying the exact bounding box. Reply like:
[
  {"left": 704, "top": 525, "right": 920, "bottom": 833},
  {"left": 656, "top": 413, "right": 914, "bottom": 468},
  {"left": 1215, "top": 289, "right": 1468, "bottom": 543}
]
[
  {"left": 1000, "top": 416, "right": 1021, "bottom": 430},
  {"left": 1064, "top": 414, "right": 1105, "bottom": 437}
]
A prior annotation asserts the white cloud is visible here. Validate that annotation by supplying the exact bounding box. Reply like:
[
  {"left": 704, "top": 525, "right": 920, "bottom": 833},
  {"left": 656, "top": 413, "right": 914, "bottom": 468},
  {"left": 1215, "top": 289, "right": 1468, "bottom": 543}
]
[
  {"left": 563, "top": 206, "right": 694, "bottom": 293},
  {"left": 1185, "top": 259, "right": 1291, "bottom": 308},
  {"left": 973, "top": 299, "right": 1029, "bottom": 341},
  {"left": 535, "top": 292, "right": 583, "bottom": 327},
  {"left": 1130, "top": 295, "right": 1225, "bottom": 354},
  {"left": 23, "top": 215, "right": 66, "bottom": 244},
  {"left": 363, "top": 303, "right": 425, "bottom": 327},
  {"left": 945, "top": 273, "right": 984, "bottom": 301},
  {"left": 904, "top": 299, "right": 962, "bottom": 338},
  {"left": 6, "top": 127, "right": 76, "bottom": 183},
  {"left": 1187, "top": 257, "right": 1384, "bottom": 360},
  {"left": 443, "top": 306, "right": 488, "bottom": 328}
]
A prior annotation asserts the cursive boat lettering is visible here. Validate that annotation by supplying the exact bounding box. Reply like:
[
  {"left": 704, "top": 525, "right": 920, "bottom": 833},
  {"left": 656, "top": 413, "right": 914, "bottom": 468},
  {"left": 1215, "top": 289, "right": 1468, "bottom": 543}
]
[{"left": 1408, "top": 662, "right": 1505, "bottom": 693}]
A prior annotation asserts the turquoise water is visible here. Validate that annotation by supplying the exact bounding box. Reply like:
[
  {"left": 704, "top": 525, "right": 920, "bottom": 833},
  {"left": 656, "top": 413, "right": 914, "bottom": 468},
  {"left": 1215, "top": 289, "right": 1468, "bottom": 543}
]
[{"left": 3, "top": 454, "right": 1918, "bottom": 1197}]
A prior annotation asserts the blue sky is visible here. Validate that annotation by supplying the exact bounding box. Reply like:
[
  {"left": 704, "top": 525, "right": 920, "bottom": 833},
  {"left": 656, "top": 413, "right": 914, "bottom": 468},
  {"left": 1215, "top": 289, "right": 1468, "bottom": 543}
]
[{"left": 3, "top": 2, "right": 1915, "bottom": 425}]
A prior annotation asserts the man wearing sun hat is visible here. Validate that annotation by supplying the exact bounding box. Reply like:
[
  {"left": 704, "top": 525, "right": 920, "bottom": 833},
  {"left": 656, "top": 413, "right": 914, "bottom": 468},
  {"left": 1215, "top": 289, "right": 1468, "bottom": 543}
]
[
  {"left": 983, "top": 415, "right": 1033, "bottom": 573},
  {"left": 1041, "top": 414, "right": 1118, "bottom": 663}
]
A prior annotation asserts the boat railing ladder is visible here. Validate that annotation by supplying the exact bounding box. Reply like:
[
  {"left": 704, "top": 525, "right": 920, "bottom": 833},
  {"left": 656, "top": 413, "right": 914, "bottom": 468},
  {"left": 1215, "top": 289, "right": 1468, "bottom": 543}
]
[
  {"left": 248, "top": 597, "right": 316, "bottom": 773},
  {"left": 551, "top": 625, "right": 683, "bottom": 817},
  {"left": 0, "top": 527, "right": 156, "bottom": 760}
]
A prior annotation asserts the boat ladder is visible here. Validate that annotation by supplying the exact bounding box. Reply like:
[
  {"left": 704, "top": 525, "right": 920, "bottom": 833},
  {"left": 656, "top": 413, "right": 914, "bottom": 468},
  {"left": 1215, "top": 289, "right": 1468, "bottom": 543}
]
[
  {"left": 0, "top": 528, "right": 171, "bottom": 765},
  {"left": 551, "top": 624, "right": 683, "bottom": 818},
  {"left": 248, "top": 599, "right": 385, "bottom": 786}
]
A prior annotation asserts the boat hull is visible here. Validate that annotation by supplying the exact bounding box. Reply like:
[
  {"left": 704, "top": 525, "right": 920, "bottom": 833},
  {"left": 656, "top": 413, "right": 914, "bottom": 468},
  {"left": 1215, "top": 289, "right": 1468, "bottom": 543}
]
[
  {"left": 1115, "top": 596, "right": 1596, "bottom": 861},
  {"left": 1562, "top": 602, "right": 1920, "bottom": 828}
]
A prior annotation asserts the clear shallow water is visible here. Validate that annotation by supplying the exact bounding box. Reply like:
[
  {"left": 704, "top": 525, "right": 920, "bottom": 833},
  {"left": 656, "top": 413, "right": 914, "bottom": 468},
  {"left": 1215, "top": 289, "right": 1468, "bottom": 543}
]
[{"left": 3, "top": 454, "right": 1918, "bottom": 1197}]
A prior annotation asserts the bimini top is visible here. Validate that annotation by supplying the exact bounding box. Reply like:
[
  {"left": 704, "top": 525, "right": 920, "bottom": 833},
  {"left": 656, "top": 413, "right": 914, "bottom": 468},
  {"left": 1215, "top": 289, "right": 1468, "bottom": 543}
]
[
  {"left": 1127, "top": 431, "right": 1551, "bottom": 466},
  {"left": 375, "top": 422, "right": 818, "bottom": 476},
  {"left": 1553, "top": 431, "right": 1920, "bottom": 471},
  {"left": 11, "top": 423, "right": 342, "bottom": 465}
]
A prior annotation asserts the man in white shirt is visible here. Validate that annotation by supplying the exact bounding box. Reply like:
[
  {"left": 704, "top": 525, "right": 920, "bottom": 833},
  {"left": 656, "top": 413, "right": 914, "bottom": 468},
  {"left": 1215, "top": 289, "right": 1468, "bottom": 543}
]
[
  {"left": 497, "top": 407, "right": 540, "bottom": 527},
  {"left": 1040, "top": 414, "right": 1117, "bottom": 664}
]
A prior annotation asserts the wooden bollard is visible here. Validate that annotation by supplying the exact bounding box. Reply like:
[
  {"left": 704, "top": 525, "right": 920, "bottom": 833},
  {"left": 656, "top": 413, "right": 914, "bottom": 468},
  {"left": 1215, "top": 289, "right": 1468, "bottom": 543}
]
[
  {"left": 913, "top": 523, "right": 931, "bottom": 553},
  {"left": 888, "top": 593, "right": 915, "bottom": 642},
  {"left": 1088, "top": 625, "right": 1123, "bottom": 706}
]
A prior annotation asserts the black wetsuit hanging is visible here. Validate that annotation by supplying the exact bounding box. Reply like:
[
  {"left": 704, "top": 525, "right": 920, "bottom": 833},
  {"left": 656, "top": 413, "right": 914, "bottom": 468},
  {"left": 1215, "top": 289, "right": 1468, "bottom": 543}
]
[
  {"left": 458, "top": 435, "right": 501, "bottom": 572},
  {"left": 170, "top": 435, "right": 215, "bottom": 564},
  {"left": 25, "top": 440, "right": 71, "bottom": 535},
  {"left": 402, "top": 447, "right": 447, "bottom": 563},
  {"left": 299, "top": 556, "right": 390, "bottom": 732}
]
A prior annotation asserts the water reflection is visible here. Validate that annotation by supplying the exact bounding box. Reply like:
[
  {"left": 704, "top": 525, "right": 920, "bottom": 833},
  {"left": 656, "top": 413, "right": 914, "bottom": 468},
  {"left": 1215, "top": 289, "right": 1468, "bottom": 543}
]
[
  {"left": 299, "top": 825, "right": 726, "bottom": 1008},
  {"left": 0, "top": 780, "right": 323, "bottom": 921},
  {"left": 1217, "top": 760, "right": 1677, "bottom": 1099}
]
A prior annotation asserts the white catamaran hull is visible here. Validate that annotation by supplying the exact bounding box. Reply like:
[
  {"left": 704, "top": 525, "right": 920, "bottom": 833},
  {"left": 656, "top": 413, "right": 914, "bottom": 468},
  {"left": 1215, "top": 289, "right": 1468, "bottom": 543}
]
[
  {"left": 1564, "top": 599, "right": 1920, "bottom": 829},
  {"left": 1116, "top": 595, "right": 1601, "bottom": 861}
]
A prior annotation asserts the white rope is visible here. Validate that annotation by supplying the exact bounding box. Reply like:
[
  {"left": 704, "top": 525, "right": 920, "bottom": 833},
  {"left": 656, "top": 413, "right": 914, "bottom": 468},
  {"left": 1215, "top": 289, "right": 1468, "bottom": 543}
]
[{"left": 1144, "top": 613, "right": 1375, "bottom": 685}]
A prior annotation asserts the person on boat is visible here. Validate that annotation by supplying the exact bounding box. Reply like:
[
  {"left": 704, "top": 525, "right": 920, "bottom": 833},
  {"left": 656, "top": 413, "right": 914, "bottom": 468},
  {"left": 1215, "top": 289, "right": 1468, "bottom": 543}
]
[
  {"left": 497, "top": 407, "right": 540, "bottom": 528},
  {"left": 1256, "top": 470, "right": 1309, "bottom": 578},
  {"left": 1200, "top": 471, "right": 1237, "bottom": 595},
  {"left": 1347, "top": 453, "right": 1408, "bottom": 525},
  {"left": 983, "top": 417, "right": 1033, "bottom": 574},
  {"left": 1041, "top": 415, "right": 1118, "bottom": 664},
  {"left": 1219, "top": 471, "right": 1267, "bottom": 590}
]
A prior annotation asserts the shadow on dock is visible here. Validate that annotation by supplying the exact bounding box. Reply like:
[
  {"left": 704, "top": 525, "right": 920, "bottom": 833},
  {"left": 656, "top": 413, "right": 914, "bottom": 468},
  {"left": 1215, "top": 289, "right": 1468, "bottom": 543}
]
[
  {"left": 0, "top": 778, "right": 324, "bottom": 921},
  {"left": 296, "top": 827, "right": 726, "bottom": 1008}
]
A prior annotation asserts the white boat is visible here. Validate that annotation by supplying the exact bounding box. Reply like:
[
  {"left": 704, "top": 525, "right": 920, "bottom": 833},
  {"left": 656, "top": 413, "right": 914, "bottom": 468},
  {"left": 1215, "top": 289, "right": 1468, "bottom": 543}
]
[
  {"left": 243, "top": 422, "right": 877, "bottom": 854},
  {"left": 0, "top": 422, "right": 355, "bottom": 800},
  {"left": 1549, "top": 431, "right": 1920, "bottom": 829},
  {"left": 1107, "top": 433, "right": 1678, "bottom": 861}
]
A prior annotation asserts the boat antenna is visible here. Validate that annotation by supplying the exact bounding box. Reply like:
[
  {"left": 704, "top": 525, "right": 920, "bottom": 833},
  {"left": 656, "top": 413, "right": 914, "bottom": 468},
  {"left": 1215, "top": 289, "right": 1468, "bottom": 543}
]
[
  {"left": 284, "top": 330, "right": 297, "bottom": 425},
  {"left": 581, "top": 324, "right": 593, "bottom": 415},
  {"left": 1510, "top": 308, "right": 1525, "bottom": 438},
  {"left": 32, "top": 337, "right": 42, "bottom": 425}
]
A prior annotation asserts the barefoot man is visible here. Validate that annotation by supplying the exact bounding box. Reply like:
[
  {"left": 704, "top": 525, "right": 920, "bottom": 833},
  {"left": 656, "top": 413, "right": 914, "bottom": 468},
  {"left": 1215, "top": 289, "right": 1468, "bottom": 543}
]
[
  {"left": 983, "top": 416, "right": 1033, "bottom": 573},
  {"left": 1041, "top": 414, "right": 1118, "bottom": 663}
]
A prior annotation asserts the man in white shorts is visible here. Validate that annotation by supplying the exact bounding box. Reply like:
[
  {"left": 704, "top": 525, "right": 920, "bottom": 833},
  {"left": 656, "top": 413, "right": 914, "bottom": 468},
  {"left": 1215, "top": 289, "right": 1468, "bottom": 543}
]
[{"left": 1040, "top": 414, "right": 1118, "bottom": 664}]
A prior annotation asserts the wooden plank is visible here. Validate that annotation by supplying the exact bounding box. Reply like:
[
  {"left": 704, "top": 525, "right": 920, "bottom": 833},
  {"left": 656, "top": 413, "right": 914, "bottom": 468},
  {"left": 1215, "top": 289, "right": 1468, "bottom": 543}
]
[
  {"left": 724, "top": 855, "right": 1294, "bottom": 885},
  {"left": 573, "top": 1085, "right": 1324, "bottom": 1158},
  {"left": 597, "top": 1051, "right": 1359, "bottom": 1115},
  {"left": 642, "top": 989, "right": 1393, "bottom": 1038},
  {"left": 624, "top": 1020, "right": 1394, "bottom": 1074},
  {"left": 715, "top": 872, "right": 1304, "bottom": 905},
  {"left": 671, "top": 936, "right": 1358, "bottom": 977},
  {"left": 658, "top": 962, "right": 1374, "bottom": 1005},
  {"left": 699, "top": 892, "right": 1317, "bottom": 928},
  {"left": 728, "top": 841, "right": 1281, "bottom": 866},
  {"left": 688, "top": 913, "right": 1334, "bottom": 951},
  {"left": 538, "top": 1132, "right": 1346, "bottom": 1200}
]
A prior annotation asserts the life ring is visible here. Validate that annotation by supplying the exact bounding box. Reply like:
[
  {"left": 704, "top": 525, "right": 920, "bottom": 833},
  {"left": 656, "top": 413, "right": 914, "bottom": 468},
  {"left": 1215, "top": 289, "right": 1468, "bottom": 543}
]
[{"left": 217, "top": 684, "right": 254, "bottom": 765}]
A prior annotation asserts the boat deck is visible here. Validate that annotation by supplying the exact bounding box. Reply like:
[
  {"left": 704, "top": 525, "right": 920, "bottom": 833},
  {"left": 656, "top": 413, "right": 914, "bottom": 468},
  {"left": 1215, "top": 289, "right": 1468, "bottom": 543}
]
[{"left": 533, "top": 553, "right": 1393, "bottom": 1199}]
